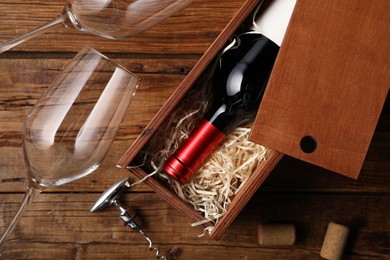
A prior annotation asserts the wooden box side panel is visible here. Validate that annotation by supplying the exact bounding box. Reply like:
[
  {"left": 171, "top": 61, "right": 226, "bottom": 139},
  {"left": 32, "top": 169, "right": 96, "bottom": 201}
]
[
  {"left": 129, "top": 149, "right": 283, "bottom": 240},
  {"left": 250, "top": 0, "right": 390, "bottom": 178}
]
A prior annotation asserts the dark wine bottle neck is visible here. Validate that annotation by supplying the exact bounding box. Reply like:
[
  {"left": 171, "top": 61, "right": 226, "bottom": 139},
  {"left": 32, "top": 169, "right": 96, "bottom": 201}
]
[{"left": 205, "top": 33, "right": 279, "bottom": 133}]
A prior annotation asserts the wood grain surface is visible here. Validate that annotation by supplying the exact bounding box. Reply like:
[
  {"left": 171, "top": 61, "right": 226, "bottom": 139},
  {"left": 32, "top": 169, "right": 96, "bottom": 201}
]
[
  {"left": 250, "top": 0, "right": 390, "bottom": 179},
  {"left": 0, "top": 0, "right": 389, "bottom": 259}
]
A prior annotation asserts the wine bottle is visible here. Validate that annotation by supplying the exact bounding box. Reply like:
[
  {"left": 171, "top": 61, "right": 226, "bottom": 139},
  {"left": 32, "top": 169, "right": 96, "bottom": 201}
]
[{"left": 163, "top": 0, "right": 297, "bottom": 184}]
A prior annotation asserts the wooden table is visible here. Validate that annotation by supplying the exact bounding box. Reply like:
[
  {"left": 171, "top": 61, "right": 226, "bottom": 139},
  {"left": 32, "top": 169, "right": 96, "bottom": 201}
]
[{"left": 0, "top": 1, "right": 389, "bottom": 259}]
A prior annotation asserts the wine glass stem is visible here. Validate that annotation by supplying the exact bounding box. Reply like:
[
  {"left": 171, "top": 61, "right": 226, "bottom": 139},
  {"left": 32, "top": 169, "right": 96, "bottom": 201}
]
[
  {"left": 0, "top": 185, "right": 42, "bottom": 251},
  {"left": 0, "top": 15, "right": 65, "bottom": 54}
]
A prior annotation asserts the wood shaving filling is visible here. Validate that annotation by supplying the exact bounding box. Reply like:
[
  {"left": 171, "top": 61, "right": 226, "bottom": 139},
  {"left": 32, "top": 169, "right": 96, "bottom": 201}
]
[{"left": 171, "top": 125, "right": 267, "bottom": 227}]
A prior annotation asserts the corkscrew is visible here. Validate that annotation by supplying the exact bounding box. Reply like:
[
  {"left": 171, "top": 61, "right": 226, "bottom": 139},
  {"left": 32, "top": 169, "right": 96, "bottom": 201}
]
[{"left": 91, "top": 178, "right": 167, "bottom": 260}]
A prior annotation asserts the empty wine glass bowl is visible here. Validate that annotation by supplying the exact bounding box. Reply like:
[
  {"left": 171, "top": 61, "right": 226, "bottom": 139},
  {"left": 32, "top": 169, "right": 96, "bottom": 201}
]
[
  {"left": 0, "top": 0, "right": 192, "bottom": 53},
  {"left": 66, "top": 0, "right": 192, "bottom": 39},
  {"left": 0, "top": 46, "right": 140, "bottom": 250}
]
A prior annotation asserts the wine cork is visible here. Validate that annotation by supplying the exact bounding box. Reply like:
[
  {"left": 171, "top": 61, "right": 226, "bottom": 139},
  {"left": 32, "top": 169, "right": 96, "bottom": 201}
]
[
  {"left": 320, "top": 222, "right": 350, "bottom": 260},
  {"left": 258, "top": 223, "right": 296, "bottom": 246}
]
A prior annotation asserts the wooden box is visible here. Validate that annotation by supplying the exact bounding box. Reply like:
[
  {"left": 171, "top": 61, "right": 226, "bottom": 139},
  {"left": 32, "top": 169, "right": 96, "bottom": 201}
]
[
  {"left": 117, "top": 0, "right": 280, "bottom": 240},
  {"left": 118, "top": 0, "right": 389, "bottom": 240}
]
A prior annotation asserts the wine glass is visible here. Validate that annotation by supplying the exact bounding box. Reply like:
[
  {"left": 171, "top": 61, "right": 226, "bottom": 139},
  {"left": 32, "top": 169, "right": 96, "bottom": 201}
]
[
  {"left": 0, "top": 46, "right": 140, "bottom": 250},
  {"left": 0, "top": 0, "right": 192, "bottom": 53}
]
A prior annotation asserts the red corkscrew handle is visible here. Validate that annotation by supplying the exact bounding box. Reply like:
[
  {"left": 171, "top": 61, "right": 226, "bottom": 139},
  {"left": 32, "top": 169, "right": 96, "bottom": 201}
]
[{"left": 163, "top": 119, "right": 225, "bottom": 183}]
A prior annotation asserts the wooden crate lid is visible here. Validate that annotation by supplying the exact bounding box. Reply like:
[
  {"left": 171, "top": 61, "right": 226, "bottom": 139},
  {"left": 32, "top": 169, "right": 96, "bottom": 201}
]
[{"left": 250, "top": 0, "right": 390, "bottom": 179}]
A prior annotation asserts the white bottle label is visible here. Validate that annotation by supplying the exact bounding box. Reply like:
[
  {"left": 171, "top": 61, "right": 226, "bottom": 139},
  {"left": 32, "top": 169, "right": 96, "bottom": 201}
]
[{"left": 252, "top": 0, "right": 297, "bottom": 47}]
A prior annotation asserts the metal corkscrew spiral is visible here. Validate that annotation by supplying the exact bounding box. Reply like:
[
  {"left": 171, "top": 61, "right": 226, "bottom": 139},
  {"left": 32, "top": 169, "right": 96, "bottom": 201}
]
[
  {"left": 91, "top": 178, "right": 167, "bottom": 259},
  {"left": 140, "top": 229, "right": 166, "bottom": 260}
]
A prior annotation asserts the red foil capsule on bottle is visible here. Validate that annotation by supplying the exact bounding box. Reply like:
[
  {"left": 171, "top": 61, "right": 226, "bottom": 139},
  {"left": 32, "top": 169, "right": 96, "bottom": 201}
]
[{"left": 163, "top": 119, "right": 225, "bottom": 184}]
